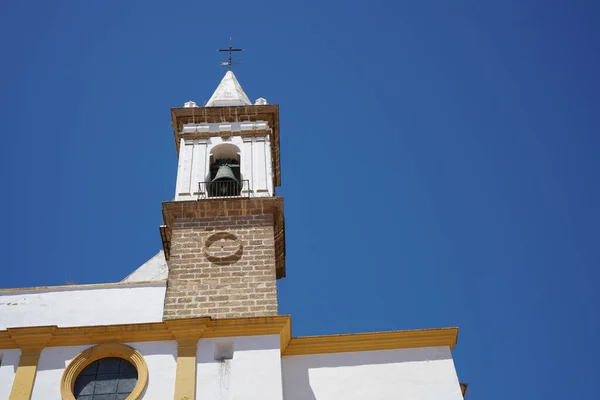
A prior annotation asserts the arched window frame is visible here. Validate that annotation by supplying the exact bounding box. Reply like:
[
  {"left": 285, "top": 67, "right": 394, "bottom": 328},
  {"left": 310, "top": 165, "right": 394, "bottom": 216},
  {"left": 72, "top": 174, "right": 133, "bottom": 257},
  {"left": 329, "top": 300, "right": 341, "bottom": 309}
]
[{"left": 60, "top": 342, "right": 148, "bottom": 400}]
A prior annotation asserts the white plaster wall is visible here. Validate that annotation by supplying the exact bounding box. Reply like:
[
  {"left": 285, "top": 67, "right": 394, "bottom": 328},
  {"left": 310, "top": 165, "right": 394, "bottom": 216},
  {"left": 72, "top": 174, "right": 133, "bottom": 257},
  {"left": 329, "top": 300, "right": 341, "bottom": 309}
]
[
  {"left": 196, "top": 334, "right": 283, "bottom": 400},
  {"left": 0, "top": 349, "right": 21, "bottom": 399},
  {"left": 0, "top": 283, "right": 166, "bottom": 329},
  {"left": 31, "top": 341, "right": 177, "bottom": 400},
  {"left": 176, "top": 122, "right": 274, "bottom": 201},
  {"left": 282, "top": 346, "right": 463, "bottom": 400}
]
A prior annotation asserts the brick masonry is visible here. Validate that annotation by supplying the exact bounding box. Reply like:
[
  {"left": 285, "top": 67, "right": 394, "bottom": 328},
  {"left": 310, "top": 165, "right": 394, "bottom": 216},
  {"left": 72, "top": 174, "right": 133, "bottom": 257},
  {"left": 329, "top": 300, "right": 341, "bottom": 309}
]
[{"left": 163, "top": 214, "right": 278, "bottom": 320}]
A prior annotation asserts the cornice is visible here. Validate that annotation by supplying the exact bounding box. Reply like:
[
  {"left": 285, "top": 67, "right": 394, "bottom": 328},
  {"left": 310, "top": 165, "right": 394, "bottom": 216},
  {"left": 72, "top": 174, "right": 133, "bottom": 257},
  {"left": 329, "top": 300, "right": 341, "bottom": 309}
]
[
  {"left": 0, "top": 280, "right": 166, "bottom": 294},
  {"left": 6, "top": 326, "right": 56, "bottom": 354},
  {"left": 282, "top": 327, "right": 459, "bottom": 356},
  {"left": 0, "top": 316, "right": 292, "bottom": 353},
  {"left": 179, "top": 129, "right": 271, "bottom": 142},
  {"left": 164, "top": 318, "right": 209, "bottom": 346},
  {"left": 1, "top": 317, "right": 459, "bottom": 357}
]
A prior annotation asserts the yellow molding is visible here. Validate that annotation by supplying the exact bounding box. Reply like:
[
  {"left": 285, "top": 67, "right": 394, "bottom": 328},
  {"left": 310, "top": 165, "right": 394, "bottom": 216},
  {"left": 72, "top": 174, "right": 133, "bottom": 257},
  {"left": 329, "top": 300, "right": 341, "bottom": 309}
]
[
  {"left": 172, "top": 342, "right": 198, "bottom": 400},
  {"left": 9, "top": 352, "right": 41, "bottom": 400},
  {"left": 7, "top": 327, "right": 56, "bottom": 399},
  {"left": 279, "top": 317, "right": 292, "bottom": 354},
  {"left": 60, "top": 342, "right": 148, "bottom": 400},
  {"left": 163, "top": 319, "right": 210, "bottom": 399},
  {"left": 165, "top": 318, "right": 209, "bottom": 346},
  {"left": 0, "top": 280, "right": 166, "bottom": 294},
  {"left": 1, "top": 317, "right": 459, "bottom": 358},
  {"left": 6, "top": 326, "right": 55, "bottom": 353},
  {"left": 0, "top": 316, "right": 292, "bottom": 351},
  {"left": 282, "top": 327, "right": 459, "bottom": 356}
]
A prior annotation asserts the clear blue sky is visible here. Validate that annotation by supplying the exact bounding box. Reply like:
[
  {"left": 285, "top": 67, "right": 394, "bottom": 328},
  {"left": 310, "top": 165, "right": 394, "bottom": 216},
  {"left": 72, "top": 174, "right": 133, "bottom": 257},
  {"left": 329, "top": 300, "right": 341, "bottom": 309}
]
[{"left": 1, "top": 0, "right": 599, "bottom": 398}]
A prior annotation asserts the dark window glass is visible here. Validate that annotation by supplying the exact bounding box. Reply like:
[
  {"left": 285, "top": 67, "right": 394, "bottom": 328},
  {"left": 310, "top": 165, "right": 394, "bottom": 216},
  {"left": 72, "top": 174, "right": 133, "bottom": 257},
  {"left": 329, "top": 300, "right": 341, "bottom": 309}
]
[{"left": 73, "top": 357, "right": 138, "bottom": 400}]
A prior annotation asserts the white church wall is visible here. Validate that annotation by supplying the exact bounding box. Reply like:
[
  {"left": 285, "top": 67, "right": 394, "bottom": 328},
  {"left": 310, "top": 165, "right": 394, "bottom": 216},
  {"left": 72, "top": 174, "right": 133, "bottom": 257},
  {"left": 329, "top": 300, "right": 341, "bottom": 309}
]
[
  {"left": 282, "top": 346, "right": 464, "bottom": 400},
  {"left": 196, "top": 334, "right": 283, "bottom": 400},
  {"left": 175, "top": 122, "right": 274, "bottom": 201},
  {"left": 31, "top": 341, "right": 177, "bottom": 400},
  {"left": 0, "top": 349, "right": 21, "bottom": 399},
  {"left": 0, "top": 282, "right": 166, "bottom": 329}
]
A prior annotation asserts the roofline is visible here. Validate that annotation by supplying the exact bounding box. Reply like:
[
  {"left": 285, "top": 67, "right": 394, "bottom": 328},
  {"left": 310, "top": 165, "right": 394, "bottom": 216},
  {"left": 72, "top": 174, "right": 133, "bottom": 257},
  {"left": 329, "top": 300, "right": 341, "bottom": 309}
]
[
  {"left": 284, "top": 327, "right": 459, "bottom": 356},
  {"left": 0, "top": 280, "right": 167, "bottom": 294},
  {"left": 0, "top": 314, "right": 458, "bottom": 357}
]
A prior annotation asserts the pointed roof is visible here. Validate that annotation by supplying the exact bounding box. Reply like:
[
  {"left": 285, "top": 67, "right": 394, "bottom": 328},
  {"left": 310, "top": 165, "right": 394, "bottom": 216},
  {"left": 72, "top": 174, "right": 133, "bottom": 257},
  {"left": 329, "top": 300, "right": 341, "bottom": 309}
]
[
  {"left": 205, "top": 70, "right": 252, "bottom": 107},
  {"left": 121, "top": 251, "right": 168, "bottom": 282}
]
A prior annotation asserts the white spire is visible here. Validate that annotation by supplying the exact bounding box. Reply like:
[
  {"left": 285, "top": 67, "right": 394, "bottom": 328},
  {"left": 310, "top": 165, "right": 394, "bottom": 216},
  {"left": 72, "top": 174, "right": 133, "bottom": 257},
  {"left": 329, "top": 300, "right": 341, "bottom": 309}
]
[{"left": 205, "top": 70, "right": 252, "bottom": 107}]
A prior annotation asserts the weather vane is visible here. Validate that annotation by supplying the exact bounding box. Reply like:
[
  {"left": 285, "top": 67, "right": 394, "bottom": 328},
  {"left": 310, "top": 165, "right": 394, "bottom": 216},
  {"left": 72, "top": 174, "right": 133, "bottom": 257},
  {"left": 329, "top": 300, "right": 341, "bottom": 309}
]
[{"left": 218, "top": 37, "right": 243, "bottom": 71}]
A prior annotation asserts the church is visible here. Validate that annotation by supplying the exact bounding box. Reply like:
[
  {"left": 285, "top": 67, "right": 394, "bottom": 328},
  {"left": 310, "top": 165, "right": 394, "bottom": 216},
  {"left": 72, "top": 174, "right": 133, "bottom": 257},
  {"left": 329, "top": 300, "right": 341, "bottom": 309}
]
[{"left": 0, "top": 67, "right": 467, "bottom": 399}]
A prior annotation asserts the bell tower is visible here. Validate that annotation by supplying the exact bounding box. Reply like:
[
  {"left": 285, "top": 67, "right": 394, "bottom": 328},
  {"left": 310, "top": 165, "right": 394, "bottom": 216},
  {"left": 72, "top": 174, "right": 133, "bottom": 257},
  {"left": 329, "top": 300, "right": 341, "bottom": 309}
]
[{"left": 160, "top": 70, "right": 285, "bottom": 320}]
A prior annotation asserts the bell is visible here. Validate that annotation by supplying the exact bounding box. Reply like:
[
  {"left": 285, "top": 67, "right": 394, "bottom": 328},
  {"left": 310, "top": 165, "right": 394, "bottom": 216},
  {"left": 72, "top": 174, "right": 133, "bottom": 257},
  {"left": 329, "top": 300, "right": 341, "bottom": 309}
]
[
  {"left": 212, "top": 165, "right": 237, "bottom": 182},
  {"left": 209, "top": 165, "right": 241, "bottom": 197}
]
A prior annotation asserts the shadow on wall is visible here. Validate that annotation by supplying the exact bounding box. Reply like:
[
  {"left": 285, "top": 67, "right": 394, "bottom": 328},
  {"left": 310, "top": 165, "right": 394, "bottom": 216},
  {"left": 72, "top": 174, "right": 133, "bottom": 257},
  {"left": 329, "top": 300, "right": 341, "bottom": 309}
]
[
  {"left": 36, "top": 343, "right": 178, "bottom": 371},
  {"left": 282, "top": 347, "right": 453, "bottom": 400},
  {"left": 0, "top": 350, "right": 20, "bottom": 373},
  {"left": 197, "top": 335, "right": 281, "bottom": 364}
]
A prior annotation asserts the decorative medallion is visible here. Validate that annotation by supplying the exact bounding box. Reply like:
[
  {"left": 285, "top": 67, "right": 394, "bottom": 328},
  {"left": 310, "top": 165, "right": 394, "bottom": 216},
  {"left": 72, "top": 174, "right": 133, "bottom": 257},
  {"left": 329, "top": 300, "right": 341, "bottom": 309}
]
[{"left": 204, "top": 232, "right": 243, "bottom": 263}]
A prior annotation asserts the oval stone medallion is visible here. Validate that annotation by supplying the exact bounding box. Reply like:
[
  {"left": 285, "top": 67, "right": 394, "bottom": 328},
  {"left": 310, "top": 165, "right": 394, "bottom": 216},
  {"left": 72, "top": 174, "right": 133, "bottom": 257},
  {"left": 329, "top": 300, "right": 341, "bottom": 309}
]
[{"left": 203, "top": 232, "right": 243, "bottom": 262}]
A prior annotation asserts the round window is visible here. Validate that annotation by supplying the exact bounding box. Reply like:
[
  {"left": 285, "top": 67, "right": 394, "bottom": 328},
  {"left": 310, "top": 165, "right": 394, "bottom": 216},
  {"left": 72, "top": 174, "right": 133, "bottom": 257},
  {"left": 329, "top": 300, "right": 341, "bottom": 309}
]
[{"left": 73, "top": 357, "right": 138, "bottom": 399}]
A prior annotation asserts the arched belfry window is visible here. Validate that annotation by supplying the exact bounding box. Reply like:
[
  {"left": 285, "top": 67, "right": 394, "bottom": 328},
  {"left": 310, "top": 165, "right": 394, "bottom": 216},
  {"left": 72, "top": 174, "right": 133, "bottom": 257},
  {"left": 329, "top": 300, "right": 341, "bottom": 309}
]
[{"left": 208, "top": 143, "right": 243, "bottom": 198}]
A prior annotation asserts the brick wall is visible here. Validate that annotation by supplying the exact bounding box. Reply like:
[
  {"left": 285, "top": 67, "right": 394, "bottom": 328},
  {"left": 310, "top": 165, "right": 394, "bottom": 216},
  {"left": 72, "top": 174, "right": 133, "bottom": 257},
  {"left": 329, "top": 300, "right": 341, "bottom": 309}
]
[{"left": 163, "top": 214, "right": 278, "bottom": 320}]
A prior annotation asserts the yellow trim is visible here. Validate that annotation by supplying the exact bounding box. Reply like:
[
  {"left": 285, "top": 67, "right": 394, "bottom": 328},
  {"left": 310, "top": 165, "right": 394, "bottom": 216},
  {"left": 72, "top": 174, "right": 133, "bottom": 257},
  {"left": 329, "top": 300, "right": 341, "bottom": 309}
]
[
  {"left": 1, "top": 317, "right": 458, "bottom": 358},
  {"left": 9, "top": 352, "right": 41, "bottom": 400},
  {"left": 60, "top": 343, "right": 149, "bottom": 400},
  {"left": 282, "top": 327, "right": 459, "bottom": 356},
  {"left": 164, "top": 320, "right": 207, "bottom": 400},
  {"left": 0, "top": 316, "right": 291, "bottom": 350},
  {"left": 0, "top": 280, "right": 166, "bottom": 294},
  {"left": 173, "top": 344, "right": 197, "bottom": 400},
  {"left": 8, "top": 327, "right": 54, "bottom": 400}
]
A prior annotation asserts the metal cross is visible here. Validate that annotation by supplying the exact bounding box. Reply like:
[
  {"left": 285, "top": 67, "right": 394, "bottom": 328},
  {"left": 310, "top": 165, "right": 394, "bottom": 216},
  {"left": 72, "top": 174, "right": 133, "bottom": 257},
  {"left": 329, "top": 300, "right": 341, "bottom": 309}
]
[{"left": 218, "top": 37, "right": 243, "bottom": 71}]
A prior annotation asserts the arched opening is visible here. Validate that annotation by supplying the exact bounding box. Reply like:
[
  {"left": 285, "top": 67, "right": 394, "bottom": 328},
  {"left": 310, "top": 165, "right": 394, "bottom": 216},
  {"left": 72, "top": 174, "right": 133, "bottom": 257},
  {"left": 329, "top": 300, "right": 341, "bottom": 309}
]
[{"left": 208, "top": 143, "right": 242, "bottom": 197}]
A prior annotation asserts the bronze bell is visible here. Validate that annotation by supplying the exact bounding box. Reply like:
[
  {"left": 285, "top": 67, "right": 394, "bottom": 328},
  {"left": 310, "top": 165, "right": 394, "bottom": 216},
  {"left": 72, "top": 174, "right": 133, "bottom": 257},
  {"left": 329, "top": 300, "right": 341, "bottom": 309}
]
[
  {"left": 209, "top": 165, "right": 241, "bottom": 197},
  {"left": 212, "top": 165, "right": 237, "bottom": 182}
]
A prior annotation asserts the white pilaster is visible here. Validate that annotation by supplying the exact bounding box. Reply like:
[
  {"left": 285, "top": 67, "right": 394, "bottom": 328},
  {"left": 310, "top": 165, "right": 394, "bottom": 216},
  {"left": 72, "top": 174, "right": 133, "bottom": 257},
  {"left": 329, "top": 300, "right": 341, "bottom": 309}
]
[
  {"left": 190, "top": 140, "right": 208, "bottom": 198},
  {"left": 242, "top": 137, "right": 254, "bottom": 194},
  {"left": 253, "top": 136, "right": 269, "bottom": 196},
  {"left": 175, "top": 139, "right": 192, "bottom": 199}
]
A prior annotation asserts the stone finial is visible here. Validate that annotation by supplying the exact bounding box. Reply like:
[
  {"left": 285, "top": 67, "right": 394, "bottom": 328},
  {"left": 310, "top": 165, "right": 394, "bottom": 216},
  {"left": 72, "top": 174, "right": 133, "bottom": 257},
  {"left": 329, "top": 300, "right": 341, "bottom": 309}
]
[{"left": 254, "top": 97, "right": 268, "bottom": 105}]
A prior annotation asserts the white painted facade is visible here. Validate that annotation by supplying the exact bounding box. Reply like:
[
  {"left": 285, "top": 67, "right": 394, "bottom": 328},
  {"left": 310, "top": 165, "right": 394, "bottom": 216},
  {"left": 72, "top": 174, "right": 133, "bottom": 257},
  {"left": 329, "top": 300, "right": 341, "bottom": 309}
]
[
  {"left": 1, "top": 334, "right": 463, "bottom": 400},
  {"left": 197, "top": 334, "right": 284, "bottom": 399},
  {"left": 0, "top": 282, "right": 166, "bottom": 330},
  {"left": 30, "top": 341, "right": 177, "bottom": 400},
  {"left": 282, "top": 346, "right": 464, "bottom": 400},
  {"left": 174, "top": 125, "right": 274, "bottom": 201}
]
